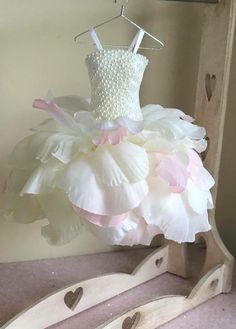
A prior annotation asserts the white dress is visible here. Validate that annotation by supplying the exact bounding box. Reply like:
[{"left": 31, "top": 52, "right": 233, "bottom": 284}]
[{"left": 5, "top": 29, "right": 214, "bottom": 246}]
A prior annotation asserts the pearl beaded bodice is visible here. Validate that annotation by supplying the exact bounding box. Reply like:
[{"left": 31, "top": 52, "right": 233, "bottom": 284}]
[
  {"left": 85, "top": 47, "right": 148, "bottom": 121},
  {"left": 86, "top": 49, "right": 148, "bottom": 121}
]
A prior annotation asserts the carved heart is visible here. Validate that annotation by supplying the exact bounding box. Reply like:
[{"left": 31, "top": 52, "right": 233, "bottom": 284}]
[
  {"left": 205, "top": 73, "right": 216, "bottom": 101},
  {"left": 122, "top": 312, "right": 141, "bottom": 329},
  {"left": 210, "top": 278, "right": 219, "bottom": 290},
  {"left": 155, "top": 257, "right": 163, "bottom": 268},
  {"left": 64, "top": 287, "right": 83, "bottom": 311}
]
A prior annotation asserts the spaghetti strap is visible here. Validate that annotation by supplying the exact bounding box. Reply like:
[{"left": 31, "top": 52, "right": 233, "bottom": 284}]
[
  {"left": 129, "top": 29, "right": 145, "bottom": 54},
  {"left": 89, "top": 28, "right": 103, "bottom": 51},
  {"left": 90, "top": 27, "right": 144, "bottom": 53}
]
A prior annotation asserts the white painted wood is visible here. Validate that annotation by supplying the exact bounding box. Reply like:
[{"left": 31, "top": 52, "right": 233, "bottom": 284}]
[
  {"left": 2, "top": 247, "right": 168, "bottom": 329},
  {"left": 194, "top": 0, "right": 236, "bottom": 203},
  {"left": 98, "top": 265, "right": 224, "bottom": 329},
  {"left": 167, "top": 241, "right": 189, "bottom": 278},
  {"left": 194, "top": 0, "right": 236, "bottom": 292}
]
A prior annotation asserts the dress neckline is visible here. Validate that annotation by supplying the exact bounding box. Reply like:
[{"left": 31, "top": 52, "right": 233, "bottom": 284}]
[
  {"left": 86, "top": 28, "right": 149, "bottom": 62},
  {"left": 86, "top": 48, "right": 149, "bottom": 63}
]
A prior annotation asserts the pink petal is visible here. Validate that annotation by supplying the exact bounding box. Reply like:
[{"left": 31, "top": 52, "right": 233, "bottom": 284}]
[
  {"left": 155, "top": 154, "right": 188, "bottom": 193},
  {"left": 72, "top": 205, "right": 128, "bottom": 227},
  {"left": 189, "top": 149, "right": 203, "bottom": 165},
  {"left": 182, "top": 115, "right": 195, "bottom": 123},
  {"left": 117, "top": 217, "right": 162, "bottom": 246},
  {"left": 33, "top": 98, "right": 77, "bottom": 129},
  {"left": 93, "top": 127, "right": 128, "bottom": 145},
  {"left": 187, "top": 150, "right": 203, "bottom": 174},
  {"left": 187, "top": 150, "right": 215, "bottom": 190}
]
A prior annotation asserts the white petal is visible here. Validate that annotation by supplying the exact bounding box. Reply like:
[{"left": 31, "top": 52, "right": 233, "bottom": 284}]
[
  {"left": 7, "top": 168, "right": 36, "bottom": 193},
  {"left": 83, "top": 214, "right": 138, "bottom": 245},
  {"left": 116, "top": 117, "right": 143, "bottom": 133},
  {"left": 20, "top": 159, "right": 63, "bottom": 195},
  {"left": 31, "top": 118, "right": 63, "bottom": 133},
  {"left": 197, "top": 167, "right": 215, "bottom": 189},
  {"left": 38, "top": 190, "right": 81, "bottom": 245},
  {"left": 36, "top": 133, "right": 92, "bottom": 164},
  {"left": 142, "top": 104, "right": 185, "bottom": 122},
  {"left": 10, "top": 133, "right": 48, "bottom": 169},
  {"left": 7, "top": 195, "right": 44, "bottom": 224},
  {"left": 186, "top": 179, "right": 210, "bottom": 214},
  {"left": 83, "top": 214, "right": 162, "bottom": 246},
  {"left": 118, "top": 217, "right": 162, "bottom": 246},
  {"left": 164, "top": 118, "right": 206, "bottom": 140},
  {"left": 54, "top": 95, "right": 90, "bottom": 113},
  {"left": 193, "top": 139, "right": 208, "bottom": 153},
  {"left": 91, "top": 142, "right": 149, "bottom": 186},
  {"left": 142, "top": 104, "right": 206, "bottom": 140},
  {"left": 143, "top": 137, "right": 175, "bottom": 153},
  {"left": 57, "top": 155, "right": 148, "bottom": 215},
  {"left": 137, "top": 177, "right": 211, "bottom": 243},
  {"left": 207, "top": 192, "right": 214, "bottom": 209}
]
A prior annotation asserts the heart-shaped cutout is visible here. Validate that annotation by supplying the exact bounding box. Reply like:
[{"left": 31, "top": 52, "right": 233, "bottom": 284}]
[
  {"left": 209, "top": 279, "right": 219, "bottom": 290},
  {"left": 205, "top": 73, "right": 216, "bottom": 102},
  {"left": 155, "top": 257, "right": 163, "bottom": 268},
  {"left": 122, "top": 312, "right": 141, "bottom": 329},
  {"left": 64, "top": 287, "right": 83, "bottom": 311}
]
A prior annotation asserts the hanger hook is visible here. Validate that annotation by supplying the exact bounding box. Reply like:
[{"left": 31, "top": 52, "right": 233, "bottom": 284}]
[
  {"left": 113, "top": 0, "right": 129, "bottom": 5},
  {"left": 113, "top": 0, "right": 128, "bottom": 16},
  {"left": 121, "top": 5, "right": 125, "bottom": 16}
]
